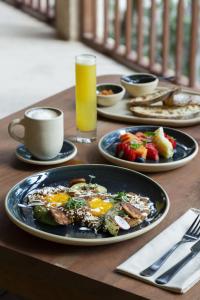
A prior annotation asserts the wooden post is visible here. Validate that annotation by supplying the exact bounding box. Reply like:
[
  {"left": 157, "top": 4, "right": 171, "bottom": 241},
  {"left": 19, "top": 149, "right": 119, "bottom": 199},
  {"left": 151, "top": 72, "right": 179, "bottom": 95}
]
[
  {"left": 56, "top": 0, "right": 70, "bottom": 39},
  {"left": 189, "top": 0, "right": 199, "bottom": 87},
  {"left": 56, "top": 0, "right": 80, "bottom": 40},
  {"left": 162, "top": 0, "right": 170, "bottom": 75}
]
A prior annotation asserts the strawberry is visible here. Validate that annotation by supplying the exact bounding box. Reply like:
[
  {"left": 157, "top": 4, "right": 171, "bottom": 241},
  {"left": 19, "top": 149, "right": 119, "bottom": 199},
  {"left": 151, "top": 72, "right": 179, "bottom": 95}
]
[
  {"left": 164, "top": 133, "right": 177, "bottom": 149},
  {"left": 146, "top": 143, "right": 159, "bottom": 161},
  {"left": 115, "top": 143, "right": 136, "bottom": 161},
  {"left": 126, "top": 148, "right": 137, "bottom": 161},
  {"left": 115, "top": 142, "right": 126, "bottom": 158}
]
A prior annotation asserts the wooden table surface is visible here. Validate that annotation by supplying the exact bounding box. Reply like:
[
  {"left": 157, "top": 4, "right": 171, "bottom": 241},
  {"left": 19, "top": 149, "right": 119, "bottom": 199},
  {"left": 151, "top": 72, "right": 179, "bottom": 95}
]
[{"left": 0, "top": 75, "right": 200, "bottom": 300}]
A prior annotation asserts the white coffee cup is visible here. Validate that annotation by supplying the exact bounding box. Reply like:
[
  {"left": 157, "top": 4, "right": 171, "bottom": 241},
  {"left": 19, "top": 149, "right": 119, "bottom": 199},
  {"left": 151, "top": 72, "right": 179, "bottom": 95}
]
[{"left": 8, "top": 107, "right": 64, "bottom": 160}]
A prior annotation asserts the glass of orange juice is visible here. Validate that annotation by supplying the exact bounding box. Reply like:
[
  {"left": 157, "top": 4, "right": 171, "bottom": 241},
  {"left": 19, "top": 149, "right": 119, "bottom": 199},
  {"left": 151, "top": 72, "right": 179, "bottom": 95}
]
[{"left": 75, "top": 54, "right": 97, "bottom": 143}]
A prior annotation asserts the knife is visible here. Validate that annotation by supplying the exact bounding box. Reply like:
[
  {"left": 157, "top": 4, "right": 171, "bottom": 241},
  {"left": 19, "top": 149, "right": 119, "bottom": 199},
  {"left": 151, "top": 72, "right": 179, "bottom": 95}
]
[{"left": 156, "top": 239, "right": 200, "bottom": 285}]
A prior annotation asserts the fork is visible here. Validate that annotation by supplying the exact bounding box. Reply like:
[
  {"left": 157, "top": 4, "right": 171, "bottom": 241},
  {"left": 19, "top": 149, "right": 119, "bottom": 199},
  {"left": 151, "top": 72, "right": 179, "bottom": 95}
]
[{"left": 140, "top": 214, "right": 200, "bottom": 277}]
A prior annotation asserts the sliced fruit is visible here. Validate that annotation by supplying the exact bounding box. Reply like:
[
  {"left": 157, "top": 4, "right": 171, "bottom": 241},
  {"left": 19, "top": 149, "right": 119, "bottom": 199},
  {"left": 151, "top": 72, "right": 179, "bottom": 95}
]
[
  {"left": 120, "top": 133, "right": 141, "bottom": 144},
  {"left": 164, "top": 133, "right": 177, "bottom": 149},
  {"left": 146, "top": 143, "right": 159, "bottom": 161},
  {"left": 153, "top": 127, "right": 174, "bottom": 159},
  {"left": 135, "top": 145, "right": 147, "bottom": 159},
  {"left": 135, "top": 131, "right": 147, "bottom": 141},
  {"left": 116, "top": 143, "right": 137, "bottom": 161},
  {"left": 126, "top": 148, "right": 137, "bottom": 161},
  {"left": 135, "top": 157, "right": 145, "bottom": 163}
]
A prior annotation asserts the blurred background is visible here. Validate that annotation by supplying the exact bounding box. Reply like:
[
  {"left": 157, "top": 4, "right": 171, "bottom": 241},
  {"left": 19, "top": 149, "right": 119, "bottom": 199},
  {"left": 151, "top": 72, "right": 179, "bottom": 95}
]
[{"left": 0, "top": 0, "right": 199, "bottom": 118}]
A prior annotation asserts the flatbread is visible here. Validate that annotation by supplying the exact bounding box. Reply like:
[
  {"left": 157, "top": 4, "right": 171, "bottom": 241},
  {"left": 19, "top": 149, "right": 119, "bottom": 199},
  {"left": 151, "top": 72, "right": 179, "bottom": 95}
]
[
  {"left": 130, "top": 105, "right": 200, "bottom": 120},
  {"left": 129, "top": 87, "right": 179, "bottom": 106}
]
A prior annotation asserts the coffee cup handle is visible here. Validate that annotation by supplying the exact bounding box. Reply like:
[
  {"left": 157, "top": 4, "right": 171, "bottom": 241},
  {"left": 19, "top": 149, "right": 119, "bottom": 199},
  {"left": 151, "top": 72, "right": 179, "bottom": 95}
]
[{"left": 8, "top": 118, "right": 25, "bottom": 143}]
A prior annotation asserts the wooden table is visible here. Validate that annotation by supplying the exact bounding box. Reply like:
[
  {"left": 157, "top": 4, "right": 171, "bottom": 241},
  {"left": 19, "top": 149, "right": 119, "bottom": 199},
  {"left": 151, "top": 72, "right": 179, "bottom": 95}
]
[{"left": 0, "top": 75, "right": 200, "bottom": 300}]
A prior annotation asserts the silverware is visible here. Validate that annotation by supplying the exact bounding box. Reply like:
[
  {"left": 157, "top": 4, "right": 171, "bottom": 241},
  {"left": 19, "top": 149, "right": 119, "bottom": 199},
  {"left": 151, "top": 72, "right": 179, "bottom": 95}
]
[
  {"left": 156, "top": 238, "right": 200, "bottom": 285},
  {"left": 140, "top": 214, "right": 200, "bottom": 277}
]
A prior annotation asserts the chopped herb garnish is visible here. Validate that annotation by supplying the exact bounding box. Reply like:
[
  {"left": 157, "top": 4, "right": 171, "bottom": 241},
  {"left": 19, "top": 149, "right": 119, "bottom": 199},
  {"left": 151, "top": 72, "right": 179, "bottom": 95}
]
[
  {"left": 169, "top": 135, "right": 176, "bottom": 140},
  {"left": 117, "top": 210, "right": 127, "bottom": 217},
  {"left": 142, "top": 140, "right": 147, "bottom": 146},
  {"left": 130, "top": 142, "right": 141, "bottom": 150},
  {"left": 65, "top": 198, "right": 86, "bottom": 210},
  {"left": 113, "top": 192, "right": 129, "bottom": 203},
  {"left": 144, "top": 131, "right": 155, "bottom": 137}
]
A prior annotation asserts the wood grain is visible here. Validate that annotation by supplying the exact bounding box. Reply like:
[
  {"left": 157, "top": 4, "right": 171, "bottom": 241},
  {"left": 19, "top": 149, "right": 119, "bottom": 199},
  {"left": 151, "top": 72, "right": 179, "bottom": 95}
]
[{"left": 0, "top": 75, "right": 200, "bottom": 300}]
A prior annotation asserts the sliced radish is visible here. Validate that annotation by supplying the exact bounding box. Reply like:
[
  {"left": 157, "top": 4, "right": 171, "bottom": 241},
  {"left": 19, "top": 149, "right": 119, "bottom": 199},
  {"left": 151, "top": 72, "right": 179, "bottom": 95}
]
[{"left": 114, "top": 215, "right": 130, "bottom": 230}]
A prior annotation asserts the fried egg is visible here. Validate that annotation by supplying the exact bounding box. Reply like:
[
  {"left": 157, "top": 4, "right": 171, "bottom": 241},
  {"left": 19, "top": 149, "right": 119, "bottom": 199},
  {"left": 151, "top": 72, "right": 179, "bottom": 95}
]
[
  {"left": 44, "top": 193, "right": 70, "bottom": 207},
  {"left": 89, "top": 197, "right": 113, "bottom": 217}
]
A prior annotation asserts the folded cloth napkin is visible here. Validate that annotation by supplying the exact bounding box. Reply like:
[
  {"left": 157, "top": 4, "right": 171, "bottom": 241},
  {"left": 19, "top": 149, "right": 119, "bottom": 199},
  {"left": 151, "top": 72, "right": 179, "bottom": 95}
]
[{"left": 116, "top": 208, "right": 200, "bottom": 294}]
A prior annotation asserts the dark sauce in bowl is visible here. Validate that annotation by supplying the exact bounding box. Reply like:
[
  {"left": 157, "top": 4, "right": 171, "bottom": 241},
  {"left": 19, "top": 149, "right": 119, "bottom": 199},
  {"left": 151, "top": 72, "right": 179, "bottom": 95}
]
[{"left": 122, "top": 74, "right": 157, "bottom": 84}]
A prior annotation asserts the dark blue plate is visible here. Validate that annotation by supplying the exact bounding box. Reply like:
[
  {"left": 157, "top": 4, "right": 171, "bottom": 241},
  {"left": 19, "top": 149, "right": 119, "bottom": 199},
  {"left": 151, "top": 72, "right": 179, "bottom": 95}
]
[
  {"left": 16, "top": 140, "right": 77, "bottom": 165},
  {"left": 5, "top": 164, "right": 169, "bottom": 245},
  {"left": 99, "top": 126, "right": 198, "bottom": 173}
]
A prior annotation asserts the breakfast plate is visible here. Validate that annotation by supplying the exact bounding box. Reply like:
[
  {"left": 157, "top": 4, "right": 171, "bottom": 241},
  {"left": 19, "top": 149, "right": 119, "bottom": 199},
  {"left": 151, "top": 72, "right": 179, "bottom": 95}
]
[
  {"left": 98, "top": 126, "right": 198, "bottom": 173},
  {"left": 5, "top": 164, "right": 169, "bottom": 246},
  {"left": 97, "top": 80, "right": 200, "bottom": 127},
  {"left": 16, "top": 140, "right": 77, "bottom": 165}
]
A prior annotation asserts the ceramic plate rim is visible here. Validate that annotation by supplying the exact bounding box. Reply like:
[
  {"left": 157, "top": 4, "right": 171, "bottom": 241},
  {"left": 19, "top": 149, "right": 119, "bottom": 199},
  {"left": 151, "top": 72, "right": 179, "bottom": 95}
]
[
  {"left": 97, "top": 104, "right": 200, "bottom": 127},
  {"left": 5, "top": 164, "right": 170, "bottom": 246},
  {"left": 15, "top": 140, "right": 77, "bottom": 165},
  {"left": 98, "top": 126, "right": 198, "bottom": 169}
]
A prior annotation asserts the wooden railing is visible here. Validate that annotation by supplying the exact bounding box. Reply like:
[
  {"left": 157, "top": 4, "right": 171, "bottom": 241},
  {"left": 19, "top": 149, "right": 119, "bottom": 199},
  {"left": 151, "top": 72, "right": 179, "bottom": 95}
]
[
  {"left": 80, "top": 0, "right": 200, "bottom": 89},
  {"left": 3, "top": 0, "right": 55, "bottom": 23}
]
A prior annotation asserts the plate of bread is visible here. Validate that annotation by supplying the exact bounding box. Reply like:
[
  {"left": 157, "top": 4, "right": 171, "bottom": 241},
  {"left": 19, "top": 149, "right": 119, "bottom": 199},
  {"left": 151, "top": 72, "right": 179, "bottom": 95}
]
[{"left": 97, "top": 82, "right": 200, "bottom": 127}]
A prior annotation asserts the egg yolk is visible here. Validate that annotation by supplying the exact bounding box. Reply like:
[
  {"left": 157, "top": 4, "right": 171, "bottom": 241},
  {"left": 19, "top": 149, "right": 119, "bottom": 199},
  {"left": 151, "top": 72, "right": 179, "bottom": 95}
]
[
  {"left": 44, "top": 193, "right": 70, "bottom": 206},
  {"left": 89, "top": 197, "right": 113, "bottom": 217}
]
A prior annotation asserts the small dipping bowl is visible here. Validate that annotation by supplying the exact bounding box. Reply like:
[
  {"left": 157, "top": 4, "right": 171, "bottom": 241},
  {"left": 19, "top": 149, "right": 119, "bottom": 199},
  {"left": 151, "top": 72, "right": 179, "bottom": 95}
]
[
  {"left": 120, "top": 73, "right": 158, "bottom": 97},
  {"left": 97, "top": 83, "right": 125, "bottom": 107}
]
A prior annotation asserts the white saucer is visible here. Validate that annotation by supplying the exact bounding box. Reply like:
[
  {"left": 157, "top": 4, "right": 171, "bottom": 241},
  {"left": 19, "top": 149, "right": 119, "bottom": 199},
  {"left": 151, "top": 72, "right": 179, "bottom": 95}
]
[{"left": 15, "top": 140, "right": 77, "bottom": 165}]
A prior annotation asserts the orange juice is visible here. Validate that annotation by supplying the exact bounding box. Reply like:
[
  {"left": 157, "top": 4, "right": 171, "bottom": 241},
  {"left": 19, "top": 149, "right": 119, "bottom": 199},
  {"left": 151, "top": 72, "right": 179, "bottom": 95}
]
[{"left": 75, "top": 55, "right": 96, "bottom": 134}]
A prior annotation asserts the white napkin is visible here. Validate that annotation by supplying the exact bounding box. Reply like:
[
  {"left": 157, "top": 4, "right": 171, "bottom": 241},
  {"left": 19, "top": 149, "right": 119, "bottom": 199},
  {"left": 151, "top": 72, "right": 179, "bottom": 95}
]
[{"left": 117, "top": 208, "right": 200, "bottom": 294}]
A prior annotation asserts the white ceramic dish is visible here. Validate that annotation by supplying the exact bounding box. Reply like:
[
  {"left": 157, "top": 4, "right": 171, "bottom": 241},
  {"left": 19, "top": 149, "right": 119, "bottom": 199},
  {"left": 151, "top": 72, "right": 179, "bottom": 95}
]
[
  {"left": 97, "top": 83, "right": 125, "bottom": 107},
  {"left": 16, "top": 140, "right": 77, "bottom": 165},
  {"left": 121, "top": 73, "right": 158, "bottom": 97}
]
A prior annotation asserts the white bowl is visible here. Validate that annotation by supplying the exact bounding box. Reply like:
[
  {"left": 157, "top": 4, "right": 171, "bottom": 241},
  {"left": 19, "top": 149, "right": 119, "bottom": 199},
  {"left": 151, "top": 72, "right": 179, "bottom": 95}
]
[
  {"left": 97, "top": 83, "right": 125, "bottom": 107},
  {"left": 121, "top": 73, "right": 159, "bottom": 97}
]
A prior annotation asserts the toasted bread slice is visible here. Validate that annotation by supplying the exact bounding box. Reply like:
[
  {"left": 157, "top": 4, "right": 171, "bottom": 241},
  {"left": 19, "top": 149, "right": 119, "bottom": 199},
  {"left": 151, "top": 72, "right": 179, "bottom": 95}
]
[
  {"left": 129, "top": 87, "right": 179, "bottom": 106},
  {"left": 130, "top": 105, "right": 200, "bottom": 120}
]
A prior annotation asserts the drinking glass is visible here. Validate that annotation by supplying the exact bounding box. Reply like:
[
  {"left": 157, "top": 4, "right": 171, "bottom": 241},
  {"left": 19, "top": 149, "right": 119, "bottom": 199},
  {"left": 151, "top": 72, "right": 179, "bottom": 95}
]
[{"left": 75, "top": 54, "right": 97, "bottom": 143}]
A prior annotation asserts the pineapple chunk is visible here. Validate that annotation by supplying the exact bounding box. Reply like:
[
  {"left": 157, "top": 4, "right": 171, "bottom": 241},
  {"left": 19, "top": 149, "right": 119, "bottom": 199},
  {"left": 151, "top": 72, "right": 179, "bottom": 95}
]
[
  {"left": 153, "top": 127, "right": 174, "bottom": 159},
  {"left": 135, "top": 145, "right": 148, "bottom": 159}
]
